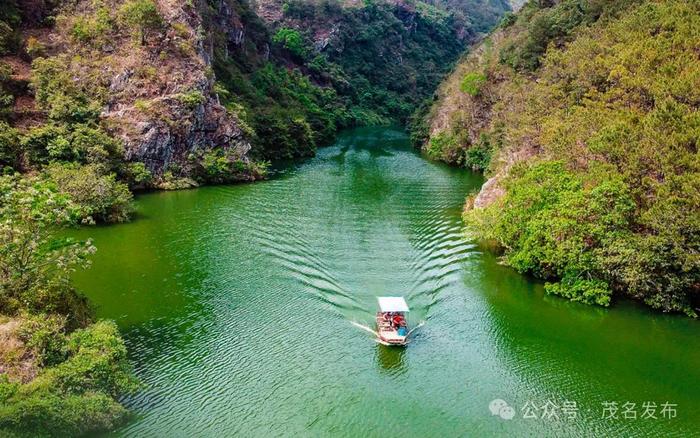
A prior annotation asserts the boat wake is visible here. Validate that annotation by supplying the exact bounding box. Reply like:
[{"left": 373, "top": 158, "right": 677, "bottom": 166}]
[
  {"left": 350, "top": 321, "right": 378, "bottom": 337},
  {"left": 406, "top": 321, "right": 425, "bottom": 338}
]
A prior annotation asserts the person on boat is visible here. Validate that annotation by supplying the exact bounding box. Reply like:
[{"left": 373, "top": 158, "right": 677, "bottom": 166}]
[{"left": 392, "top": 313, "right": 405, "bottom": 328}]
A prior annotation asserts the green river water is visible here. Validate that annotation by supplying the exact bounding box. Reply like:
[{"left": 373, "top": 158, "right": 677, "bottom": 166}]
[{"left": 71, "top": 127, "right": 700, "bottom": 437}]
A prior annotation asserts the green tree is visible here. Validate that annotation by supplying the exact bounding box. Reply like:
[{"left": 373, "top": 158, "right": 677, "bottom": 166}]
[
  {"left": 22, "top": 123, "right": 123, "bottom": 169},
  {"left": 0, "top": 175, "right": 94, "bottom": 320},
  {"left": 0, "top": 122, "right": 20, "bottom": 171},
  {"left": 117, "top": 0, "right": 163, "bottom": 45},
  {"left": 0, "top": 62, "right": 14, "bottom": 120},
  {"left": 31, "top": 56, "right": 104, "bottom": 123},
  {"left": 272, "top": 28, "right": 307, "bottom": 60},
  {"left": 0, "top": 1, "right": 20, "bottom": 56},
  {"left": 44, "top": 163, "right": 133, "bottom": 223},
  {"left": 0, "top": 320, "right": 138, "bottom": 436}
]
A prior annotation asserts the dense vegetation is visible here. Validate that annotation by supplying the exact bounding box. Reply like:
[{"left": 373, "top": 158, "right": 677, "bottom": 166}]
[
  {"left": 2, "top": 0, "right": 510, "bottom": 196},
  {"left": 0, "top": 0, "right": 140, "bottom": 221},
  {"left": 1, "top": 0, "right": 272, "bottom": 214},
  {"left": 0, "top": 175, "right": 138, "bottom": 436},
  {"left": 421, "top": 0, "right": 700, "bottom": 315}
]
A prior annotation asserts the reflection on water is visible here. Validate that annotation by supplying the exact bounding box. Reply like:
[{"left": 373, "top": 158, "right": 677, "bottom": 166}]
[
  {"left": 69, "top": 127, "right": 700, "bottom": 437},
  {"left": 376, "top": 345, "right": 406, "bottom": 375}
]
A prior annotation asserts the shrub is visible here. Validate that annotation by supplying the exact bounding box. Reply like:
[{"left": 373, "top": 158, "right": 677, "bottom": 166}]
[
  {"left": 0, "top": 321, "right": 137, "bottom": 437},
  {"left": 0, "top": 2, "right": 20, "bottom": 56},
  {"left": 156, "top": 170, "right": 198, "bottom": 190},
  {"left": 133, "top": 99, "right": 151, "bottom": 112},
  {"left": 192, "top": 149, "right": 268, "bottom": 183},
  {"left": 171, "top": 22, "right": 190, "bottom": 39},
  {"left": 69, "top": 8, "right": 113, "bottom": 46},
  {"left": 281, "top": 0, "right": 318, "bottom": 20},
  {"left": 460, "top": 72, "right": 487, "bottom": 97},
  {"left": 175, "top": 90, "right": 205, "bottom": 109},
  {"left": 426, "top": 132, "right": 465, "bottom": 165},
  {"left": 407, "top": 98, "right": 432, "bottom": 148},
  {"left": 465, "top": 143, "right": 491, "bottom": 172},
  {"left": 21, "top": 123, "right": 123, "bottom": 170},
  {"left": 545, "top": 278, "right": 612, "bottom": 307},
  {"left": 0, "top": 122, "right": 20, "bottom": 170},
  {"left": 43, "top": 163, "right": 133, "bottom": 223},
  {"left": 499, "top": 12, "right": 517, "bottom": 28},
  {"left": 123, "top": 161, "right": 152, "bottom": 188},
  {"left": 24, "top": 36, "right": 45, "bottom": 57},
  {"left": 0, "top": 391, "right": 128, "bottom": 437},
  {"left": 31, "top": 56, "right": 104, "bottom": 123},
  {"left": 0, "top": 175, "right": 94, "bottom": 322},
  {"left": 19, "top": 315, "right": 68, "bottom": 367},
  {"left": 272, "top": 28, "right": 307, "bottom": 60},
  {"left": 0, "top": 62, "right": 14, "bottom": 119},
  {"left": 47, "top": 321, "right": 138, "bottom": 397},
  {"left": 223, "top": 101, "right": 255, "bottom": 138},
  {"left": 0, "top": 21, "right": 15, "bottom": 56},
  {"left": 253, "top": 110, "right": 316, "bottom": 159}
]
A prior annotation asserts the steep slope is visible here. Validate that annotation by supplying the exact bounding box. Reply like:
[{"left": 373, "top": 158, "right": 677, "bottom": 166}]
[
  {"left": 419, "top": 0, "right": 700, "bottom": 315},
  {"left": 209, "top": 0, "right": 513, "bottom": 159},
  {"left": 3, "top": 0, "right": 259, "bottom": 177}
]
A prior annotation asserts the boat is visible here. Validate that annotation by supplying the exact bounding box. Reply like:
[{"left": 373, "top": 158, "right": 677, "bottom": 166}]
[{"left": 375, "top": 296, "right": 410, "bottom": 346}]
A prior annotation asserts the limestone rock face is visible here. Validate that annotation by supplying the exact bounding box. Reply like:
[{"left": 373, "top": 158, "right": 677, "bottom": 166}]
[
  {"left": 112, "top": 95, "right": 251, "bottom": 175},
  {"left": 97, "top": 1, "right": 254, "bottom": 176},
  {"left": 472, "top": 175, "right": 504, "bottom": 209}
]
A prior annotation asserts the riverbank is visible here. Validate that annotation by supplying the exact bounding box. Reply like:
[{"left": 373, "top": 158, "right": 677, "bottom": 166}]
[{"left": 416, "top": 0, "right": 700, "bottom": 316}]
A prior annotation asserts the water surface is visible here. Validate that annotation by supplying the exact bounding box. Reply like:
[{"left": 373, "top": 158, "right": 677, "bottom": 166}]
[{"left": 72, "top": 127, "right": 700, "bottom": 437}]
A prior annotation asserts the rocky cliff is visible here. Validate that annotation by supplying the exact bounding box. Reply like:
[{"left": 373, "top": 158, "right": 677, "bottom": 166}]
[{"left": 37, "top": 0, "right": 253, "bottom": 177}]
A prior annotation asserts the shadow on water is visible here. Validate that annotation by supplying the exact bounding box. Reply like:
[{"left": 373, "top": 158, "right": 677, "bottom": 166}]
[
  {"left": 376, "top": 345, "right": 406, "bottom": 376},
  {"left": 330, "top": 145, "right": 350, "bottom": 165}
]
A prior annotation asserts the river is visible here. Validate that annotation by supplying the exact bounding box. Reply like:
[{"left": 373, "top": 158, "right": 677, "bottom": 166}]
[{"left": 71, "top": 127, "right": 700, "bottom": 437}]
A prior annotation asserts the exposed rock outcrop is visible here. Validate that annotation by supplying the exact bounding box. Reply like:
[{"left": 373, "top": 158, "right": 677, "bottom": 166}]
[
  {"left": 25, "top": 0, "right": 256, "bottom": 177},
  {"left": 115, "top": 98, "right": 251, "bottom": 173},
  {"left": 99, "top": 1, "right": 253, "bottom": 175}
]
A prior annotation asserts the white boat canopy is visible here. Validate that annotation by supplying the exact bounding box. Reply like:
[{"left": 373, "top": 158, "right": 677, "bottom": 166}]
[{"left": 377, "top": 296, "right": 410, "bottom": 313}]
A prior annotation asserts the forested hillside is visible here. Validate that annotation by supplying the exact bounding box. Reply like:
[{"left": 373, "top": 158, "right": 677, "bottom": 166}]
[{"left": 417, "top": 0, "right": 700, "bottom": 315}]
